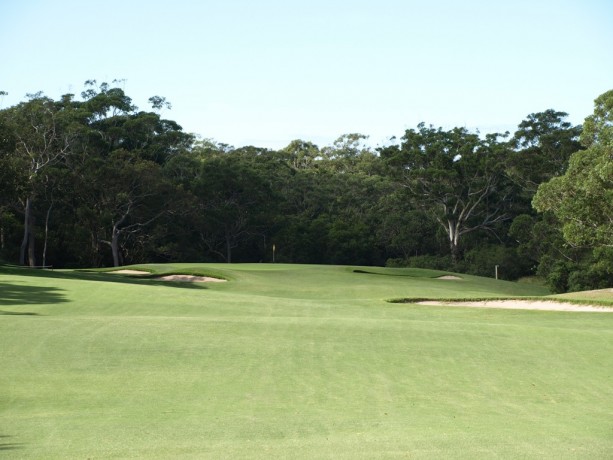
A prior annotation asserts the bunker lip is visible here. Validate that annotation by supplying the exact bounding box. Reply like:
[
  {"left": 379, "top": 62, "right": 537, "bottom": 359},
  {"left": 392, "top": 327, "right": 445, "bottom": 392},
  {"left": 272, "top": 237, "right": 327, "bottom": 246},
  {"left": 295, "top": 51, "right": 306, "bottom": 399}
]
[
  {"left": 108, "top": 270, "right": 226, "bottom": 282},
  {"left": 415, "top": 299, "right": 613, "bottom": 312},
  {"left": 109, "top": 269, "right": 150, "bottom": 275},
  {"left": 155, "top": 274, "right": 227, "bottom": 283}
]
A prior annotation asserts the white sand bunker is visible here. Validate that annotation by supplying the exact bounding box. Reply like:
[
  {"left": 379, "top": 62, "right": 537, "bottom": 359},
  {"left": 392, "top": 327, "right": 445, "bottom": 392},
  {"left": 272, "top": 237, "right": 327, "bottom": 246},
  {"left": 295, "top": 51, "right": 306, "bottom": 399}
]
[
  {"left": 156, "top": 274, "right": 226, "bottom": 283},
  {"left": 436, "top": 275, "right": 463, "bottom": 280},
  {"left": 416, "top": 299, "right": 613, "bottom": 312},
  {"left": 109, "top": 270, "right": 150, "bottom": 275}
]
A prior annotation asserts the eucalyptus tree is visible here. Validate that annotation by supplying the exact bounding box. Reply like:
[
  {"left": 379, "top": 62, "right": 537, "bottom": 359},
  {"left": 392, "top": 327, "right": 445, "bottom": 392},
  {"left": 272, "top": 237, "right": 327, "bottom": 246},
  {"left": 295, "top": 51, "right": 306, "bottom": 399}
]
[
  {"left": 71, "top": 81, "right": 193, "bottom": 266},
  {"left": 280, "top": 139, "right": 322, "bottom": 170},
  {"left": 380, "top": 124, "right": 511, "bottom": 263},
  {"left": 269, "top": 135, "right": 389, "bottom": 265},
  {"left": 502, "top": 110, "right": 584, "bottom": 279},
  {"left": 533, "top": 90, "right": 613, "bottom": 250},
  {"left": 192, "top": 149, "right": 276, "bottom": 263},
  {"left": 321, "top": 133, "right": 374, "bottom": 172},
  {"left": 95, "top": 151, "right": 169, "bottom": 266},
  {"left": 319, "top": 134, "right": 390, "bottom": 264},
  {"left": 507, "top": 109, "right": 583, "bottom": 196},
  {"left": 0, "top": 117, "right": 18, "bottom": 255},
  {"left": 0, "top": 93, "right": 84, "bottom": 266}
]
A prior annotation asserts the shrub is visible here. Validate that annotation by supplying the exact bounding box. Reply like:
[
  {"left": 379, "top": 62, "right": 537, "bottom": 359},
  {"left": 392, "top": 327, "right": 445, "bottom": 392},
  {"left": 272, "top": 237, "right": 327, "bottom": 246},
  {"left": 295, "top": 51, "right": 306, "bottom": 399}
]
[
  {"left": 459, "top": 245, "right": 532, "bottom": 280},
  {"left": 405, "top": 254, "right": 454, "bottom": 271}
]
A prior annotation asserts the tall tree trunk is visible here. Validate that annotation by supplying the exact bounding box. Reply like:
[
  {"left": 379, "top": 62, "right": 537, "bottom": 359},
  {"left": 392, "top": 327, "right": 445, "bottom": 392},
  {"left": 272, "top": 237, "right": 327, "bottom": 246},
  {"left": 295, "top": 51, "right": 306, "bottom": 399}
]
[
  {"left": 1, "top": 222, "right": 4, "bottom": 251},
  {"left": 91, "top": 232, "right": 98, "bottom": 267},
  {"left": 20, "top": 196, "right": 36, "bottom": 266},
  {"left": 19, "top": 198, "right": 30, "bottom": 265},
  {"left": 111, "top": 225, "right": 121, "bottom": 267},
  {"left": 450, "top": 241, "right": 460, "bottom": 265},
  {"left": 225, "top": 228, "right": 232, "bottom": 263},
  {"left": 28, "top": 230, "right": 36, "bottom": 267},
  {"left": 42, "top": 201, "right": 53, "bottom": 267},
  {"left": 448, "top": 220, "right": 460, "bottom": 265}
]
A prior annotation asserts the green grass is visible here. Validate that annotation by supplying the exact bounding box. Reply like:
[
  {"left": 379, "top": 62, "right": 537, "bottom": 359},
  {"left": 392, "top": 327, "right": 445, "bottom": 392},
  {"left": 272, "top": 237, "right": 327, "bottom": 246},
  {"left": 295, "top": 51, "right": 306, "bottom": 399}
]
[
  {"left": 552, "top": 288, "right": 613, "bottom": 306},
  {"left": 1, "top": 264, "right": 612, "bottom": 459}
]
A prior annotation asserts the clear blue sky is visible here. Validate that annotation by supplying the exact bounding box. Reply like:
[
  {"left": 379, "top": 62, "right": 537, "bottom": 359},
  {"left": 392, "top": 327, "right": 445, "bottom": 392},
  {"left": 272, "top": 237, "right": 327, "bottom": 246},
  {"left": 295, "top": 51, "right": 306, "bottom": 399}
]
[{"left": 1, "top": 0, "right": 611, "bottom": 149}]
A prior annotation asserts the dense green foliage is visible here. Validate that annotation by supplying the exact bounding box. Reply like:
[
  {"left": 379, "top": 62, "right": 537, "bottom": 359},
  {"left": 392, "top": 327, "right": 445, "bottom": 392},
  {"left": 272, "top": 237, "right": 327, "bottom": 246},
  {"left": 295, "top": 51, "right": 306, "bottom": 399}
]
[
  {"left": 533, "top": 90, "right": 613, "bottom": 292},
  {"left": 1, "top": 82, "right": 611, "bottom": 292},
  {"left": 1, "top": 264, "right": 611, "bottom": 458}
]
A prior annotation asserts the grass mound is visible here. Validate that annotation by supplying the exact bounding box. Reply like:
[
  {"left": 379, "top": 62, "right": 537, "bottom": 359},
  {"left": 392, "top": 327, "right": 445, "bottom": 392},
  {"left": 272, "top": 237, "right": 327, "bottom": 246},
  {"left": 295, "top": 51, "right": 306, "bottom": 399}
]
[{"left": 353, "top": 266, "right": 451, "bottom": 278}]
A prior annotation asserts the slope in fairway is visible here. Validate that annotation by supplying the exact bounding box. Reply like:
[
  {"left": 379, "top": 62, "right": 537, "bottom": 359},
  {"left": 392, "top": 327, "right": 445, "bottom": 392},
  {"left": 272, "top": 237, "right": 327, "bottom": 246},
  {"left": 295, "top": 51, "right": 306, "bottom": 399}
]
[{"left": 1, "top": 264, "right": 612, "bottom": 459}]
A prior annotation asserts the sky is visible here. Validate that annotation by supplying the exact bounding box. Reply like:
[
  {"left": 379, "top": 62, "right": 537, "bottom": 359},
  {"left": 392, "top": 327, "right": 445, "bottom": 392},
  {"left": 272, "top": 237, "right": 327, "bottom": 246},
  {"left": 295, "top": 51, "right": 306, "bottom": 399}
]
[{"left": 1, "top": 0, "right": 612, "bottom": 149}]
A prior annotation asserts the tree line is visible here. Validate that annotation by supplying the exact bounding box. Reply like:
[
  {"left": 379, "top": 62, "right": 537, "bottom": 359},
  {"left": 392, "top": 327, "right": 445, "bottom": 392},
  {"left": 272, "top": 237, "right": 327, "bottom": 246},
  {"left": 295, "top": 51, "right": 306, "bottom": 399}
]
[{"left": 1, "top": 82, "right": 611, "bottom": 292}]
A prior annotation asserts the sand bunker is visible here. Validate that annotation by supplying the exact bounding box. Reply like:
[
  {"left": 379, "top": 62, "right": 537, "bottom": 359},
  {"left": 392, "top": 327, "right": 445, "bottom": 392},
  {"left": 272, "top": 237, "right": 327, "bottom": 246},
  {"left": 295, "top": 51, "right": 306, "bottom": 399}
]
[
  {"left": 108, "top": 270, "right": 225, "bottom": 282},
  {"left": 109, "top": 270, "right": 150, "bottom": 275},
  {"left": 416, "top": 299, "right": 613, "bottom": 312},
  {"left": 436, "top": 275, "right": 463, "bottom": 280},
  {"left": 156, "top": 274, "right": 226, "bottom": 283}
]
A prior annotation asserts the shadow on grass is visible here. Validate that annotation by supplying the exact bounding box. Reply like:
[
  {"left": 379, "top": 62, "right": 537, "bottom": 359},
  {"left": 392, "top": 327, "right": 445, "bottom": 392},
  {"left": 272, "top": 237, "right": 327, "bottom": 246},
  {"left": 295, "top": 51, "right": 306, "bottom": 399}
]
[
  {"left": 0, "top": 435, "right": 24, "bottom": 451},
  {"left": 353, "top": 268, "right": 446, "bottom": 278},
  {"left": 0, "top": 310, "right": 40, "bottom": 316},
  {"left": 0, "top": 282, "right": 67, "bottom": 309}
]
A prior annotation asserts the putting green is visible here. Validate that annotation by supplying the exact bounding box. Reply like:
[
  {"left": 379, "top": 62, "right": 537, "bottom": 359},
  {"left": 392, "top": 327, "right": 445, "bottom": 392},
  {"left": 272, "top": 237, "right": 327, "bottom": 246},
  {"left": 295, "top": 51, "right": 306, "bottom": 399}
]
[{"left": 1, "top": 264, "right": 611, "bottom": 459}]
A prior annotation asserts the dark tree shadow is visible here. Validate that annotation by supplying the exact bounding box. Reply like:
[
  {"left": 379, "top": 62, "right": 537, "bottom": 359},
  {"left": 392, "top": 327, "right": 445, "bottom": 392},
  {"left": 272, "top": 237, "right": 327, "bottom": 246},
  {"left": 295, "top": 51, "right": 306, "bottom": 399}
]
[
  {"left": 0, "top": 310, "right": 40, "bottom": 316},
  {"left": 0, "top": 435, "right": 24, "bottom": 451},
  {"left": 0, "top": 282, "right": 67, "bottom": 310}
]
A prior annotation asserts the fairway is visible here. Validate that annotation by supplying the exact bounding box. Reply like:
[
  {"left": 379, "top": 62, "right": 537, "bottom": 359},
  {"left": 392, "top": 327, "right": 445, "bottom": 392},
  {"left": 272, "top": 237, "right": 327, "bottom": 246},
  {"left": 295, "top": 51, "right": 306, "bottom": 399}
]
[{"left": 1, "top": 264, "right": 612, "bottom": 459}]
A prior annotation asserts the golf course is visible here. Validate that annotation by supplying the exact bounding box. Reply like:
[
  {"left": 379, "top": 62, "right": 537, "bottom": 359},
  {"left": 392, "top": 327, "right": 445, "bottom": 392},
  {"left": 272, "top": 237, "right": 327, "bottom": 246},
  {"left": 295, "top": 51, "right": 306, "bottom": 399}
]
[{"left": 1, "top": 263, "right": 612, "bottom": 459}]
